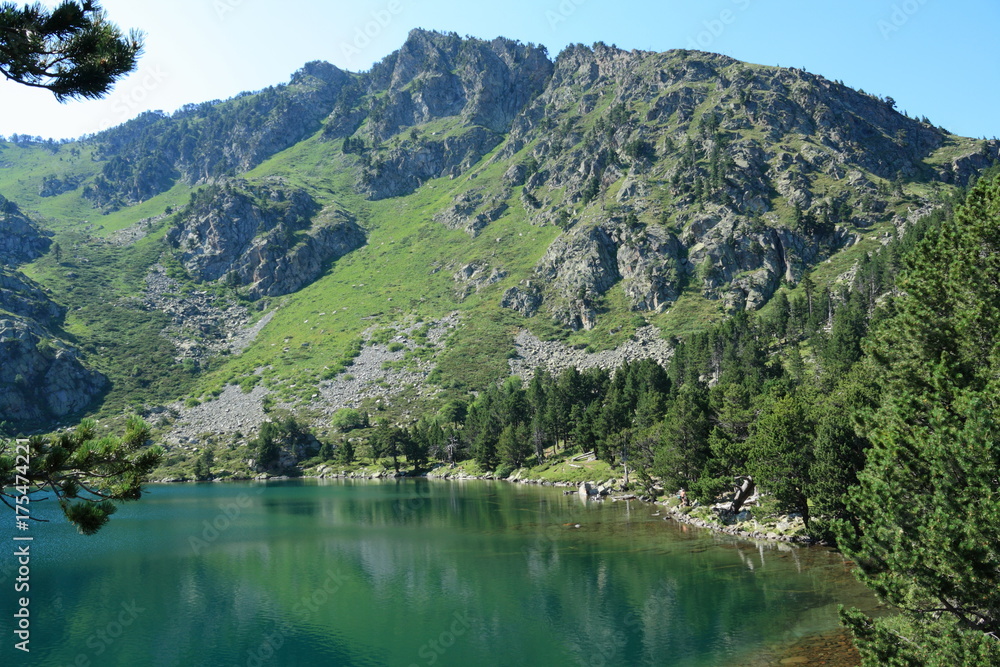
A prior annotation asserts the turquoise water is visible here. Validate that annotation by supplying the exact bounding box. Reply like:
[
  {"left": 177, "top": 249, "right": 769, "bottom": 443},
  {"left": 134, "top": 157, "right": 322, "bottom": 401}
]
[{"left": 3, "top": 480, "right": 874, "bottom": 666}]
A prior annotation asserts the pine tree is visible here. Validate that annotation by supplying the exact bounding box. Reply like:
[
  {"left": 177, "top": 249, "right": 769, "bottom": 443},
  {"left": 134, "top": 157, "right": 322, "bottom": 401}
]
[
  {"left": 744, "top": 389, "right": 814, "bottom": 523},
  {"left": 821, "top": 291, "right": 867, "bottom": 379},
  {"left": 497, "top": 423, "right": 531, "bottom": 469},
  {"left": 0, "top": 417, "right": 162, "bottom": 535},
  {"left": 0, "top": 2, "right": 143, "bottom": 100},
  {"left": 837, "top": 172, "right": 1000, "bottom": 664},
  {"left": 337, "top": 439, "right": 355, "bottom": 464},
  {"left": 652, "top": 383, "right": 711, "bottom": 493},
  {"left": 399, "top": 427, "right": 426, "bottom": 470},
  {"left": 370, "top": 419, "right": 404, "bottom": 473},
  {"left": 318, "top": 440, "right": 334, "bottom": 461},
  {"left": 807, "top": 365, "right": 877, "bottom": 544},
  {"left": 801, "top": 273, "right": 815, "bottom": 318}
]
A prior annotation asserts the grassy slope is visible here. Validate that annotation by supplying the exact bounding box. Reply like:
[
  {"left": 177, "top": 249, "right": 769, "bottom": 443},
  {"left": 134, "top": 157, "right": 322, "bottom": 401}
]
[{"left": 0, "top": 71, "right": 989, "bottom": 427}]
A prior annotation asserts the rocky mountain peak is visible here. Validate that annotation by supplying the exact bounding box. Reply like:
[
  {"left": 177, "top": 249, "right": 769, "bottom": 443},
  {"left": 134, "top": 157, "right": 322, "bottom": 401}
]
[
  {"left": 290, "top": 60, "right": 347, "bottom": 87},
  {"left": 366, "top": 29, "right": 553, "bottom": 139}
]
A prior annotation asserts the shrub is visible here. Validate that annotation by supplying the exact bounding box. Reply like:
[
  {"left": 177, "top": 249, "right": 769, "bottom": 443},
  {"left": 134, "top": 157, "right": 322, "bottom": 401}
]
[
  {"left": 494, "top": 463, "right": 515, "bottom": 479},
  {"left": 331, "top": 408, "right": 367, "bottom": 432}
]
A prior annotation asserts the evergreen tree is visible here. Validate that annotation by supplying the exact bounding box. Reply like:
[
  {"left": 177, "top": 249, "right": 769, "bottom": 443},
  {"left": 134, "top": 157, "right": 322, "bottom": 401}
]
[
  {"left": 744, "top": 389, "right": 814, "bottom": 523},
  {"left": 768, "top": 290, "right": 790, "bottom": 339},
  {"left": 193, "top": 447, "right": 214, "bottom": 481},
  {"left": 821, "top": 290, "right": 867, "bottom": 378},
  {"left": 318, "top": 440, "right": 335, "bottom": 461},
  {"left": 370, "top": 419, "right": 404, "bottom": 473},
  {"left": 652, "top": 382, "right": 711, "bottom": 492},
  {"left": 401, "top": 426, "right": 428, "bottom": 470},
  {"left": 837, "top": 172, "right": 1000, "bottom": 664},
  {"left": 0, "top": 417, "right": 162, "bottom": 535},
  {"left": 807, "top": 365, "right": 877, "bottom": 544},
  {"left": 337, "top": 439, "right": 355, "bottom": 464},
  {"left": 0, "top": 1, "right": 143, "bottom": 100},
  {"left": 497, "top": 423, "right": 531, "bottom": 469},
  {"left": 253, "top": 421, "right": 282, "bottom": 469}
]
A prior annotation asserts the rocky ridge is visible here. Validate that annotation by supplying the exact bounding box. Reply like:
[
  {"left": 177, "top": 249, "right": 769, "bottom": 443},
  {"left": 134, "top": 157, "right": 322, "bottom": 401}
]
[
  {"left": 76, "top": 31, "right": 1000, "bottom": 334},
  {"left": 478, "top": 43, "right": 1000, "bottom": 328},
  {"left": 84, "top": 61, "right": 351, "bottom": 209}
]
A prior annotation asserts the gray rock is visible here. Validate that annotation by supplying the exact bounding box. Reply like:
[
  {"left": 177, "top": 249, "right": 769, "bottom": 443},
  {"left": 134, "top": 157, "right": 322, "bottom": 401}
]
[
  {"left": 500, "top": 284, "right": 542, "bottom": 317},
  {"left": 0, "top": 317, "right": 106, "bottom": 422},
  {"left": 0, "top": 202, "right": 51, "bottom": 266},
  {"left": 167, "top": 180, "right": 366, "bottom": 298}
]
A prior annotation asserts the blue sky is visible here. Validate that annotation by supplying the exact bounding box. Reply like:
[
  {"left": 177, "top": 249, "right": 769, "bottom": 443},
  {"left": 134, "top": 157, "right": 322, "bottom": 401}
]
[{"left": 1, "top": 0, "right": 997, "bottom": 140}]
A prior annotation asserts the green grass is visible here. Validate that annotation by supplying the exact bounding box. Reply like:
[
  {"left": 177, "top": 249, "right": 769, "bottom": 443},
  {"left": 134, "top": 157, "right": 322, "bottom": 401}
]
[
  {"left": 519, "top": 454, "right": 616, "bottom": 484},
  {"left": 654, "top": 288, "right": 725, "bottom": 338},
  {"left": 0, "top": 67, "right": 978, "bottom": 435}
]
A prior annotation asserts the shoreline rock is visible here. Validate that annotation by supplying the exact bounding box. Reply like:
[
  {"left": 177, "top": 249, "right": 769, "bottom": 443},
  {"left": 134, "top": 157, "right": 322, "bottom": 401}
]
[{"left": 157, "top": 464, "right": 817, "bottom": 545}]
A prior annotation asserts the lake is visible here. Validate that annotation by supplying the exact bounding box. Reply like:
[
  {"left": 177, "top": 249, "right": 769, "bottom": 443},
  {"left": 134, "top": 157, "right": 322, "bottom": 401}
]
[{"left": 6, "top": 479, "right": 877, "bottom": 666}]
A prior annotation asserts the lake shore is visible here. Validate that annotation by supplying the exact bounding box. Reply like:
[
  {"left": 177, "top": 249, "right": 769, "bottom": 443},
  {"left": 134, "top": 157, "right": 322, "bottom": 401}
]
[
  {"left": 171, "top": 453, "right": 816, "bottom": 545},
  {"left": 151, "top": 472, "right": 860, "bottom": 666}
]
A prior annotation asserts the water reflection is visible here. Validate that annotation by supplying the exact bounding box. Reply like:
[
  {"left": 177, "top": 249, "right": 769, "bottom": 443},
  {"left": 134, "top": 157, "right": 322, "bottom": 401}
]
[{"left": 22, "top": 479, "right": 874, "bottom": 667}]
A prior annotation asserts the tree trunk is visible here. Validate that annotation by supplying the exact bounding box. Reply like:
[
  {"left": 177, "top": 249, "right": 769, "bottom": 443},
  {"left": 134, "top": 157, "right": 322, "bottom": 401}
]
[{"left": 730, "top": 476, "right": 755, "bottom": 513}]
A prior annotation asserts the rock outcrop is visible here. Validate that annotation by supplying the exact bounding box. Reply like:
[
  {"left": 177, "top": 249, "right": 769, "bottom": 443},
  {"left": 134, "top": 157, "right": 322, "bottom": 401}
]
[
  {"left": 356, "top": 29, "right": 553, "bottom": 199},
  {"left": 0, "top": 317, "right": 107, "bottom": 421},
  {"left": 0, "top": 198, "right": 51, "bottom": 264},
  {"left": 0, "top": 197, "right": 107, "bottom": 424},
  {"left": 434, "top": 187, "right": 511, "bottom": 236},
  {"left": 166, "top": 179, "right": 366, "bottom": 298},
  {"left": 453, "top": 261, "right": 507, "bottom": 299},
  {"left": 0, "top": 269, "right": 65, "bottom": 324},
  {"left": 359, "top": 126, "right": 503, "bottom": 200}
]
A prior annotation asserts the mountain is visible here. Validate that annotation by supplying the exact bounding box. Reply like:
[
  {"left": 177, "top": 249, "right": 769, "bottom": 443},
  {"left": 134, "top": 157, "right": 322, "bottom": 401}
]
[{"left": 0, "top": 28, "right": 995, "bottom": 436}]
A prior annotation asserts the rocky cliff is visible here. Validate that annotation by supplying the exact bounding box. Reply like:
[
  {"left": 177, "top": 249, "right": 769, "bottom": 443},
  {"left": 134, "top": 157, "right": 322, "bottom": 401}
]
[
  {"left": 166, "top": 179, "right": 366, "bottom": 298},
  {"left": 0, "top": 199, "right": 107, "bottom": 424},
  {"left": 0, "top": 197, "right": 51, "bottom": 264},
  {"left": 0, "top": 317, "right": 107, "bottom": 420}
]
